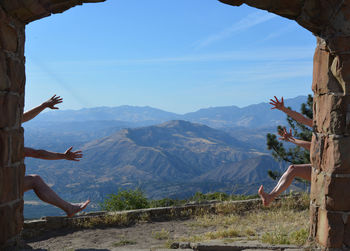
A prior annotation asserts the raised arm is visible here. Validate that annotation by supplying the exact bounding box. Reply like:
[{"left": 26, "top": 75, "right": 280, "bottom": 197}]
[
  {"left": 270, "top": 96, "right": 313, "bottom": 128},
  {"left": 24, "top": 146, "right": 82, "bottom": 161},
  {"left": 22, "top": 95, "right": 63, "bottom": 123},
  {"left": 278, "top": 128, "right": 311, "bottom": 151}
]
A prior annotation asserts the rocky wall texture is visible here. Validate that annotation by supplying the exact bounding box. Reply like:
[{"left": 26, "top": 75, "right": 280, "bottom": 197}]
[
  {"left": 218, "top": 1, "right": 350, "bottom": 250},
  {"left": 0, "top": 5, "right": 25, "bottom": 250},
  {"left": 0, "top": 0, "right": 104, "bottom": 249}
]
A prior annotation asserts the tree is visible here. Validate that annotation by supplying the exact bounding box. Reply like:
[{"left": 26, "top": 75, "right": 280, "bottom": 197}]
[{"left": 266, "top": 95, "right": 313, "bottom": 180}]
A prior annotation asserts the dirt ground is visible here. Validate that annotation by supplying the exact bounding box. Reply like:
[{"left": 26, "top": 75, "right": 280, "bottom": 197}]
[{"left": 24, "top": 219, "right": 218, "bottom": 251}]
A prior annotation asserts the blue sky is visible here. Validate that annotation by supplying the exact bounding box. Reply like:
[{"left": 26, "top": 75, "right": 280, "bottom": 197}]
[{"left": 25, "top": 0, "right": 315, "bottom": 114}]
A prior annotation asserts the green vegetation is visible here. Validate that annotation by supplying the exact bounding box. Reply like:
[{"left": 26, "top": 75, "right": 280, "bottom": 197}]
[
  {"left": 152, "top": 228, "right": 170, "bottom": 240},
  {"left": 100, "top": 189, "right": 149, "bottom": 211},
  {"left": 100, "top": 189, "right": 259, "bottom": 212},
  {"left": 262, "top": 227, "right": 308, "bottom": 246},
  {"left": 113, "top": 239, "right": 137, "bottom": 247}
]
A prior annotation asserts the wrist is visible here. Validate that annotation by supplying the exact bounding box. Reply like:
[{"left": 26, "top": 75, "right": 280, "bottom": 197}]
[
  {"left": 40, "top": 103, "right": 49, "bottom": 109},
  {"left": 280, "top": 106, "right": 287, "bottom": 112},
  {"left": 59, "top": 153, "right": 66, "bottom": 160}
]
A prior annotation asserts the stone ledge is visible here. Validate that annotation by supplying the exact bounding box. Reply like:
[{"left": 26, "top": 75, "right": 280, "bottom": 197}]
[{"left": 22, "top": 198, "right": 264, "bottom": 240}]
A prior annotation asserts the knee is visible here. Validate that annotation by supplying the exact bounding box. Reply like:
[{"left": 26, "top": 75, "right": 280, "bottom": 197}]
[
  {"left": 287, "top": 165, "right": 296, "bottom": 174},
  {"left": 28, "top": 174, "right": 44, "bottom": 185}
]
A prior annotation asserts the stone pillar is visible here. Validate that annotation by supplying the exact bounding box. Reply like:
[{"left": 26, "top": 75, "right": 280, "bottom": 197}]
[
  {"left": 310, "top": 36, "right": 350, "bottom": 249},
  {"left": 0, "top": 6, "right": 25, "bottom": 250}
]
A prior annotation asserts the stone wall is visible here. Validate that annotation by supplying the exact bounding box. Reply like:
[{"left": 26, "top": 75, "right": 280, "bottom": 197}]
[
  {"left": 22, "top": 199, "right": 264, "bottom": 241},
  {"left": 0, "top": 5, "right": 26, "bottom": 249},
  {"left": 310, "top": 36, "right": 350, "bottom": 249}
]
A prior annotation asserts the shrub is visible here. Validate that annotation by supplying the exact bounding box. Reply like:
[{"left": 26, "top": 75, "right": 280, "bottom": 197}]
[
  {"left": 149, "top": 198, "right": 181, "bottom": 208},
  {"left": 101, "top": 189, "right": 149, "bottom": 211}
]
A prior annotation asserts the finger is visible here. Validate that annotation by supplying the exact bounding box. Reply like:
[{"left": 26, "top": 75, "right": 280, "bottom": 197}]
[
  {"left": 52, "top": 107, "right": 59, "bottom": 110},
  {"left": 67, "top": 146, "right": 73, "bottom": 152},
  {"left": 281, "top": 97, "right": 284, "bottom": 103},
  {"left": 51, "top": 94, "right": 56, "bottom": 99},
  {"left": 271, "top": 107, "right": 276, "bottom": 110}
]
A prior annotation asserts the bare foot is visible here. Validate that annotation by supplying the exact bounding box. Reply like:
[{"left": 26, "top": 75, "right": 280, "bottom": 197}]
[
  {"left": 66, "top": 200, "right": 90, "bottom": 217},
  {"left": 258, "top": 185, "right": 273, "bottom": 206}
]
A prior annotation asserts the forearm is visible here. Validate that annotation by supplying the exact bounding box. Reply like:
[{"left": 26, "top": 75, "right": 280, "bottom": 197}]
[
  {"left": 24, "top": 147, "right": 65, "bottom": 160},
  {"left": 289, "top": 138, "right": 311, "bottom": 151},
  {"left": 22, "top": 104, "right": 46, "bottom": 123},
  {"left": 280, "top": 107, "right": 313, "bottom": 127}
]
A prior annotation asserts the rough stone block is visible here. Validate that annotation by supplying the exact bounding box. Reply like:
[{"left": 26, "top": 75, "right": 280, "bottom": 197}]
[
  {"left": 332, "top": 3, "right": 350, "bottom": 36},
  {"left": 0, "top": 165, "right": 25, "bottom": 204},
  {"left": 310, "top": 168, "right": 325, "bottom": 207},
  {"left": 317, "top": 208, "right": 344, "bottom": 248},
  {"left": 7, "top": 55, "right": 25, "bottom": 93},
  {"left": 309, "top": 204, "right": 319, "bottom": 240},
  {"left": 313, "top": 94, "right": 350, "bottom": 135},
  {"left": 0, "top": 131, "right": 9, "bottom": 166},
  {"left": 344, "top": 215, "right": 350, "bottom": 247},
  {"left": 10, "top": 128, "right": 24, "bottom": 164},
  {"left": 324, "top": 176, "right": 350, "bottom": 211},
  {"left": 0, "top": 23, "right": 18, "bottom": 52},
  {"left": 221, "top": 0, "right": 303, "bottom": 19},
  {"left": 311, "top": 46, "right": 342, "bottom": 95},
  {"left": 331, "top": 55, "right": 350, "bottom": 95},
  {"left": 0, "top": 51, "right": 10, "bottom": 91},
  {"left": 297, "top": 0, "right": 338, "bottom": 34},
  {"left": 310, "top": 133, "right": 324, "bottom": 170},
  {"left": 320, "top": 136, "right": 350, "bottom": 174},
  {"left": 327, "top": 36, "right": 350, "bottom": 54},
  {"left": 0, "top": 94, "right": 22, "bottom": 129},
  {"left": 1, "top": 1, "right": 35, "bottom": 24},
  {"left": 0, "top": 200, "right": 23, "bottom": 245}
]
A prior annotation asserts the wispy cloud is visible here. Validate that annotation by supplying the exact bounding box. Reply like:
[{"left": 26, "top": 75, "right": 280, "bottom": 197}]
[
  {"left": 193, "top": 11, "right": 276, "bottom": 49},
  {"left": 260, "top": 23, "right": 297, "bottom": 43},
  {"left": 44, "top": 45, "right": 314, "bottom": 67},
  {"left": 220, "top": 61, "right": 313, "bottom": 83}
]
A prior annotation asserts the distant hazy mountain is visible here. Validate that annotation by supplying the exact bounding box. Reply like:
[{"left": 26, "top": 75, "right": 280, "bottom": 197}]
[
  {"left": 31, "top": 105, "right": 180, "bottom": 123},
  {"left": 183, "top": 96, "right": 307, "bottom": 128},
  {"left": 24, "top": 120, "right": 285, "bottom": 210},
  {"left": 27, "top": 96, "right": 307, "bottom": 129}
]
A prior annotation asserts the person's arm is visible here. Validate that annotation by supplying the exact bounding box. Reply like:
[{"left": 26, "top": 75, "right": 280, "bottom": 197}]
[
  {"left": 270, "top": 96, "right": 313, "bottom": 127},
  {"left": 22, "top": 95, "right": 63, "bottom": 123},
  {"left": 24, "top": 146, "right": 82, "bottom": 161},
  {"left": 278, "top": 128, "right": 311, "bottom": 151}
]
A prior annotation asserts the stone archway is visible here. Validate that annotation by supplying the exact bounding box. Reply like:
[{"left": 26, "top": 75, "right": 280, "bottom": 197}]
[
  {"left": 0, "top": 0, "right": 348, "bottom": 249},
  {"left": 219, "top": 0, "right": 350, "bottom": 249},
  {"left": 0, "top": 1, "right": 105, "bottom": 249}
]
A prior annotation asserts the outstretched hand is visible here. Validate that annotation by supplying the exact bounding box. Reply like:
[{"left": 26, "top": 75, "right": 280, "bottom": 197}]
[
  {"left": 43, "top": 95, "right": 63, "bottom": 109},
  {"left": 278, "top": 127, "right": 294, "bottom": 142},
  {"left": 269, "top": 96, "right": 284, "bottom": 110},
  {"left": 64, "top": 147, "right": 83, "bottom": 161}
]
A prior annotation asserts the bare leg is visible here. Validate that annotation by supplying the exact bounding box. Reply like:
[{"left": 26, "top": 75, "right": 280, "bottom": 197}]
[
  {"left": 258, "top": 164, "right": 311, "bottom": 206},
  {"left": 24, "top": 174, "right": 90, "bottom": 217}
]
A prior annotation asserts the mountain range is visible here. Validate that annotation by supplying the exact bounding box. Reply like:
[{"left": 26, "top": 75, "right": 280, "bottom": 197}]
[
  {"left": 23, "top": 96, "right": 308, "bottom": 218},
  {"left": 26, "top": 96, "right": 307, "bottom": 128}
]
